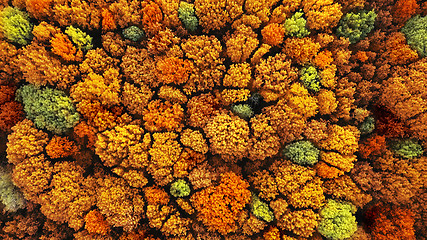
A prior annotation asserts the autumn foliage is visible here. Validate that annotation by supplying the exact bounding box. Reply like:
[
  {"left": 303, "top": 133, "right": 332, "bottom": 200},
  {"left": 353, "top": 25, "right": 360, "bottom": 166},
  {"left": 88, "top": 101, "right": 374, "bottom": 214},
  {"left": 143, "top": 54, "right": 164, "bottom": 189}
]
[{"left": 1, "top": 0, "right": 427, "bottom": 239}]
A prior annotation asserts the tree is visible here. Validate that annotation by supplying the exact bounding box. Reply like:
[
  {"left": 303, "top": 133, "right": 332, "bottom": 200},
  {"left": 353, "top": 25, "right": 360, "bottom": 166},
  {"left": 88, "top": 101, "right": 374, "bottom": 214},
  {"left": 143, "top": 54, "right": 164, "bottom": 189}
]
[
  {"left": 226, "top": 24, "right": 259, "bottom": 63},
  {"left": 178, "top": 2, "right": 198, "bottom": 31},
  {"left": 71, "top": 69, "right": 121, "bottom": 106},
  {"left": 391, "top": 139, "right": 423, "bottom": 159},
  {"left": 50, "top": 33, "right": 79, "bottom": 62},
  {"left": 190, "top": 171, "right": 251, "bottom": 235},
  {"left": 65, "top": 26, "right": 93, "bottom": 50},
  {"left": 401, "top": 15, "right": 427, "bottom": 57},
  {"left": 84, "top": 210, "right": 111, "bottom": 235},
  {"left": 283, "top": 140, "right": 320, "bottom": 166},
  {"left": 300, "top": 65, "right": 320, "bottom": 92},
  {"left": 0, "top": 7, "right": 33, "bottom": 45},
  {"left": 317, "top": 199, "right": 357, "bottom": 240},
  {"left": 284, "top": 11, "right": 310, "bottom": 38},
  {"left": 143, "top": 100, "right": 184, "bottom": 132},
  {"left": 39, "top": 161, "right": 96, "bottom": 230},
  {"left": 170, "top": 179, "right": 191, "bottom": 197},
  {"left": 122, "top": 26, "right": 145, "bottom": 42},
  {"left": 250, "top": 193, "right": 274, "bottom": 222},
  {"left": 194, "top": 0, "right": 244, "bottom": 32},
  {"left": 16, "top": 84, "right": 80, "bottom": 134},
  {"left": 261, "top": 23, "right": 285, "bottom": 46},
  {"left": 205, "top": 113, "right": 250, "bottom": 162},
  {"left": 336, "top": 10, "right": 377, "bottom": 44},
  {"left": 0, "top": 165, "right": 26, "bottom": 212},
  {"left": 364, "top": 203, "right": 416, "bottom": 240},
  {"left": 302, "top": 0, "right": 342, "bottom": 31},
  {"left": 96, "top": 176, "right": 145, "bottom": 232}
]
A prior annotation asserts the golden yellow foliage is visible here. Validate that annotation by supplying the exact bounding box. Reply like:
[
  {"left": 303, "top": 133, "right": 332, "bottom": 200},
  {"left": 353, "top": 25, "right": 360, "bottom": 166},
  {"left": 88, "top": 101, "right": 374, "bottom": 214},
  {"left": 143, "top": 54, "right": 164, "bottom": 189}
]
[
  {"left": 320, "top": 151, "right": 357, "bottom": 172},
  {"left": 317, "top": 89, "right": 338, "bottom": 115},
  {"left": 218, "top": 88, "right": 250, "bottom": 106},
  {"left": 302, "top": 0, "right": 343, "bottom": 31},
  {"left": 39, "top": 161, "right": 96, "bottom": 230},
  {"left": 102, "top": 32, "right": 127, "bottom": 57},
  {"left": 148, "top": 132, "right": 182, "bottom": 185},
  {"left": 95, "top": 125, "right": 145, "bottom": 168},
  {"left": 245, "top": 0, "right": 280, "bottom": 23},
  {"left": 288, "top": 177, "right": 325, "bottom": 209},
  {"left": 32, "top": 21, "right": 60, "bottom": 44},
  {"left": 121, "top": 47, "right": 158, "bottom": 88},
  {"left": 158, "top": 86, "right": 188, "bottom": 104},
  {"left": 108, "top": 0, "right": 142, "bottom": 28},
  {"left": 12, "top": 154, "right": 53, "bottom": 204},
  {"left": 264, "top": 103, "right": 306, "bottom": 144},
  {"left": 71, "top": 68, "right": 121, "bottom": 106},
  {"left": 122, "top": 82, "right": 154, "bottom": 116},
  {"left": 286, "top": 82, "right": 319, "bottom": 118},
  {"left": 186, "top": 93, "right": 221, "bottom": 129},
  {"left": 248, "top": 114, "right": 281, "bottom": 161},
  {"left": 226, "top": 24, "right": 259, "bottom": 63},
  {"left": 249, "top": 170, "right": 279, "bottom": 201},
  {"left": 323, "top": 175, "right": 373, "bottom": 208},
  {"left": 277, "top": 209, "right": 319, "bottom": 237},
  {"left": 16, "top": 43, "right": 79, "bottom": 89},
  {"left": 251, "top": 43, "right": 271, "bottom": 65},
  {"left": 154, "top": 0, "right": 180, "bottom": 28},
  {"left": 223, "top": 63, "right": 251, "bottom": 88},
  {"left": 272, "top": 160, "right": 316, "bottom": 195},
  {"left": 52, "top": 0, "right": 101, "bottom": 30},
  {"left": 319, "top": 125, "right": 359, "bottom": 155},
  {"left": 263, "top": 226, "right": 281, "bottom": 240},
  {"left": 180, "top": 129, "right": 209, "bottom": 154},
  {"left": 6, "top": 119, "right": 49, "bottom": 165},
  {"left": 96, "top": 176, "right": 145, "bottom": 232},
  {"left": 253, "top": 53, "right": 298, "bottom": 100},
  {"left": 283, "top": 37, "right": 321, "bottom": 65},
  {"left": 181, "top": 35, "right": 225, "bottom": 93},
  {"left": 205, "top": 113, "right": 250, "bottom": 162},
  {"left": 194, "top": 0, "right": 244, "bottom": 32}
]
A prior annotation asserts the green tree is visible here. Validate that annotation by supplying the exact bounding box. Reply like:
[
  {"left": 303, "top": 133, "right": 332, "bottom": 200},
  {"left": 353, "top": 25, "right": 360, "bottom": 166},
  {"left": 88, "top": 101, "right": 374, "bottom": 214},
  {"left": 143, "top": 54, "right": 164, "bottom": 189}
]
[
  {"left": 16, "top": 84, "right": 80, "bottom": 134},
  {"left": 250, "top": 193, "right": 274, "bottom": 222},
  {"left": 231, "top": 103, "right": 254, "bottom": 119},
  {"left": 391, "top": 139, "right": 423, "bottom": 159},
  {"left": 0, "top": 166, "right": 26, "bottom": 212},
  {"left": 401, "top": 15, "right": 427, "bottom": 57},
  {"left": 284, "top": 11, "right": 310, "bottom": 38},
  {"left": 359, "top": 116, "right": 375, "bottom": 135},
  {"left": 65, "top": 26, "right": 93, "bottom": 51},
  {"left": 178, "top": 2, "right": 198, "bottom": 32},
  {"left": 283, "top": 140, "right": 320, "bottom": 165},
  {"left": 0, "top": 7, "right": 33, "bottom": 45},
  {"left": 122, "top": 26, "right": 145, "bottom": 42},
  {"left": 300, "top": 65, "right": 320, "bottom": 92},
  {"left": 318, "top": 199, "right": 357, "bottom": 240},
  {"left": 336, "top": 10, "right": 376, "bottom": 44},
  {"left": 170, "top": 179, "right": 191, "bottom": 197}
]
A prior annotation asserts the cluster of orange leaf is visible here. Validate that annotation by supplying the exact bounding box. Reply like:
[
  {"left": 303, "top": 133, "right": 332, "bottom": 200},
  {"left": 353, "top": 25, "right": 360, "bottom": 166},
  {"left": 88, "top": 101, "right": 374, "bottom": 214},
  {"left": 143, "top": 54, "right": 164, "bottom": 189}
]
[{"left": 0, "top": 0, "right": 426, "bottom": 239}]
